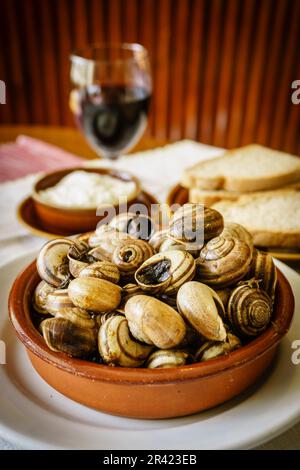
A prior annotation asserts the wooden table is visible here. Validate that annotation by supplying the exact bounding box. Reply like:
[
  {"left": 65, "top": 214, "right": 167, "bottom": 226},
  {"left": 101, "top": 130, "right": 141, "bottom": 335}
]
[{"left": 0, "top": 125, "right": 167, "bottom": 158}]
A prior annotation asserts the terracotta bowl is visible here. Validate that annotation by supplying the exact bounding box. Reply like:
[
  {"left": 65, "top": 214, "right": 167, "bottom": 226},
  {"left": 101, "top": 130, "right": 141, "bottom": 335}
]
[
  {"left": 32, "top": 167, "right": 141, "bottom": 235},
  {"left": 8, "top": 263, "right": 294, "bottom": 419}
]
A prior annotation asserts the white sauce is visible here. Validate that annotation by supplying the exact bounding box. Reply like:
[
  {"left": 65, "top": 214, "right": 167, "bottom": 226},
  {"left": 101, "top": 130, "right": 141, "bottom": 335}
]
[{"left": 38, "top": 171, "right": 137, "bottom": 208}]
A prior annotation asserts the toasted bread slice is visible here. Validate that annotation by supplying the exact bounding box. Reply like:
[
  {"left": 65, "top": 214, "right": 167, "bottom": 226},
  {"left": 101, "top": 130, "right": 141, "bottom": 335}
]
[
  {"left": 189, "top": 181, "right": 300, "bottom": 206},
  {"left": 212, "top": 190, "right": 300, "bottom": 248},
  {"left": 182, "top": 144, "right": 300, "bottom": 192}
]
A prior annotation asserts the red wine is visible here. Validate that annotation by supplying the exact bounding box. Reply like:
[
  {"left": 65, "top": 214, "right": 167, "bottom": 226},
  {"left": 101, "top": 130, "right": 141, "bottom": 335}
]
[{"left": 76, "top": 85, "right": 151, "bottom": 157}]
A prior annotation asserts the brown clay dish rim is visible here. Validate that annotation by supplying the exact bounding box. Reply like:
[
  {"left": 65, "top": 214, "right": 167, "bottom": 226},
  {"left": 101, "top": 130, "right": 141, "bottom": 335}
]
[
  {"left": 8, "top": 261, "right": 294, "bottom": 385},
  {"left": 32, "top": 167, "right": 141, "bottom": 213}
]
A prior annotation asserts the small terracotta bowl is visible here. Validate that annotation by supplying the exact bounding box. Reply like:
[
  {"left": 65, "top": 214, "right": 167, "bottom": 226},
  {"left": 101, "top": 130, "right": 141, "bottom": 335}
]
[
  {"left": 32, "top": 167, "right": 141, "bottom": 235},
  {"left": 8, "top": 264, "right": 294, "bottom": 419}
]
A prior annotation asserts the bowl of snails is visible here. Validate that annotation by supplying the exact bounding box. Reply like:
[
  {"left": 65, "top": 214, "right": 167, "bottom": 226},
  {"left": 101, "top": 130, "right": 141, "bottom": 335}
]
[{"left": 9, "top": 205, "right": 294, "bottom": 419}]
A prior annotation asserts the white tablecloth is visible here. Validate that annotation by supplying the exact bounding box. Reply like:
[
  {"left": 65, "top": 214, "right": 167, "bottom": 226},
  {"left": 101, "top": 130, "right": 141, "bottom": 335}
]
[{"left": 0, "top": 140, "right": 299, "bottom": 449}]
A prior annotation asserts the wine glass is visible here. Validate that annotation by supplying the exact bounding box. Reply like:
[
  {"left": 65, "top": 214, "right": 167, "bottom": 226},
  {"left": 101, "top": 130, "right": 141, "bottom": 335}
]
[{"left": 70, "top": 43, "right": 152, "bottom": 159}]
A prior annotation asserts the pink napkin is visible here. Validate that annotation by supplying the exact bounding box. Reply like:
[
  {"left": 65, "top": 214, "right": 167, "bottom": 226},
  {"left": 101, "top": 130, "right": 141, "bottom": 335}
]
[{"left": 0, "top": 135, "right": 85, "bottom": 183}]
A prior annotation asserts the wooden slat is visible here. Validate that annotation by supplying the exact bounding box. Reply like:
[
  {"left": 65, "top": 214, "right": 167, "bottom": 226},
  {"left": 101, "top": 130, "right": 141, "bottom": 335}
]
[
  {"left": 138, "top": 0, "right": 155, "bottom": 136},
  {"left": 226, "top": 0, "right": 256, "bottom": 148},
  {"left": 108, "top": 0, "right": 122, "bottom": 44},
  {"left": 255, "top": 0, "right": 288, "bottom": 146},
  {"left": 90, "top": 0, "right": 105, "bottom": 44},
  {"left": 18, "top": 0, "right": 45, "bottom": 123},
  {"left": 36, "top": 0, "right": 61, "bottom": 124},
  {"left": 154, "top": 0, "right": 171, "bottom": 140},
  {"left": 213, "top": 0, "right": 240, "bottom": 147},
  {"left": 57, "top": 0, "right": 73, "bottom": 127},
  {"left": 73, "top": 0, "right": 89, "bottom": 48},
  {"left": 168, "top": 0, "right": 189, "bottom": 141},
  {"left": 183, "top": 0, "right": 203, "bottom": 140},
  {"left": 240, "top": 0, "right": 272, "bottom": 145},
  {"left": 2, "top": 0, "right": 29, "bottom": 123},
  {"left": 269, "top": 0, "right": 300, "bottom": 150},
  {"left": 123, "top": 0, "right": 138, "bottom": 43},
  {"left": 198, "top": 0, "right": 224, "bottom": 144}
]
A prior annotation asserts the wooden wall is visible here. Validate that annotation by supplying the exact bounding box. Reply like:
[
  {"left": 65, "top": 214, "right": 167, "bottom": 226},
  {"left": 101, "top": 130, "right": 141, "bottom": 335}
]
[{"left": 0, "top": 0, "right": 299, "bottom": 154}]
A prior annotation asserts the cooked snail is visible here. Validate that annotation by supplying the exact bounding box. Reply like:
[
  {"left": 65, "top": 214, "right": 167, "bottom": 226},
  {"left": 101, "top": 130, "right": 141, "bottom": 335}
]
[
  {"left": 37, "top": 238, "right": 75, "bottom": 287},
  {"left": 109, "top": 212, "right": 156, "bottom": 241},
  {"left": 41, "top": 317, "right": 97, "bottom": 357},
  {"left": 169, "top": 204, "right": 224, "bottom": 248},
  {"left": 226, "top": 280, "right": 272, "bottom": 337},
  {"left": 67, "top": 241, "right": 90, "bottom": 277},
  {"left": 149, "top": 229, "right": 169, "bottom": 251},
  {"left": 146, "top": 349, "right": 190, "bottom": 369},
  {"left": 112, "top": 239, "right": 154, "bottom": 275},
  {"left": 159, "top": 237, "right": 200, "bottom": 257},
  {"left": 194, "top": 333, "right": 241, "bottom": 362},
  {"left": 121, "top": 283, "right": 145, "bottom": 305},
  {"left": 125, "top": 295, "right": 186, "bottom": 349},
  {"left": 247, "top": 249, "right": 277, "bottom": 302},
  {"left": 88, "top": 225, "right": 132, "bottom": 256},
  {"left": 221, "top": 222, "right": 254, "bottom": 250},
  {"left": 44, "top": 288, "right": 74, "bottom": 315},
  {"left": 79, "top": 261, "right": 120, "bottom": 284},
  {"left": 135, "top": 250, "right": 196, "bottom": 295},
  {"left": 196, "top": 236, "right": 252, "bottom": 288},
  {"left": 68, "top": 277, "right": 122, "bottom": 313},
  {"left": 177, "top": 281, "right": 226, "bottom": 341},
  {"left": 55, "top": 307, "right": 97, "bottom": 329},
  {"left": 98, "top": 314, "right": 153, "bottom": 367},
  {"left": 33, "top": 280, "right": 56, "bottom": 314}
]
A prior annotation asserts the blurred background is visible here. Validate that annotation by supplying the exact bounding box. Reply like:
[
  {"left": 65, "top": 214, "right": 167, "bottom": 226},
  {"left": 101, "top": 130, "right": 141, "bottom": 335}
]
[{"left": 0, "top": 0, "right": 299, "bottom": 154}]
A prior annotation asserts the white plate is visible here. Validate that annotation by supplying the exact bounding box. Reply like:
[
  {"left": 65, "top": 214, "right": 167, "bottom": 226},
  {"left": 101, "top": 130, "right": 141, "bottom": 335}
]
[{"left": 0, "top": 253, "right": 300, "bottom": 450}]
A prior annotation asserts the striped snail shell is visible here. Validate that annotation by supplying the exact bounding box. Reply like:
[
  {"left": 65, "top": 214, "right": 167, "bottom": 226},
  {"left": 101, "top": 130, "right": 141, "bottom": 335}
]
[
  {"left": 248, "top": 249, "right": 277, "bottom": 302},
  {"left": 55, "top": 307, "right": 97, "bottom": 330},
  {"left": 44, "top": 288, "right": 73, "bottom": 315},
  {"left": 149, "top": 229, "right": 169, "bottom": 251},
  {"left": 40, "top": 317, "right": 98, "bottom": 357},
  {"left": 135, "top": 250, "right": 196, "bottom": 295},
  {"left": 98, "top": 315, "right": 153, "bottom": 367},
  {"left": 79, "top": 261, "right": 120, "bottom": 284},
  {"left": 159, "top": 236, "right": 200, "bottom": 257},
  {"left": 226, "top": 281, "right": 272, "bottom": 338},
  {"left": 33, "top": 280, "right": 56, "bottom": 314},
  {"left": 109, "top": 212, "right": 156, "bottom": 241},
  {"left": 36, "top": 238, "right": 74, "bottom": 287},
  {"left": 120, "top": 283, "right": 145, "bottom": 309},
  {"left": 67, "top": 241, "right": 90, "bottom": 277},
  {"left": 88, "top": 225, "right": 133, "bottom": 260},
  {"left": 196, "top": 236, "right": 252, "bottom": 288},
  {"left": 194, "top": 333, "right": 241, "bottom": 362},
  {"left": 221, "top": 222, "right": 254, "bottom": 251},
  {"left": 169, "top": 204, "right": 224, "bottom": 248},
  {"left": 146, "top": 350, "right": 190, "bottom": 369},
  {"left": 112, "top": 239, "right": 154, "bottom": 275}
]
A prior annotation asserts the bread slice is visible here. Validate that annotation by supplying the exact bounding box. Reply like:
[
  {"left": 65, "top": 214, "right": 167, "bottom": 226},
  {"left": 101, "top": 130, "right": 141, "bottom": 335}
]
[
  {"left": 189, "top": 181, "right": 300, "bottom": 206},
  {"left": 212, "top": 190, "right": 300, "bottom": 248},
  {"left": 182, "top": 144, "right": 300, "bottom": 192}
]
